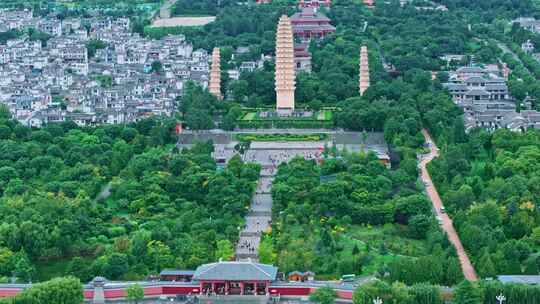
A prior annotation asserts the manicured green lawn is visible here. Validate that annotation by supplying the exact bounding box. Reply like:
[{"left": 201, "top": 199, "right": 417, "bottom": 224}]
[
  {"left": 236, "top": 133, "right": 328, "bottom": 142},
  {"left": 317, "top": 110, "right": 333, "bottom": 121},
  {"left": 342, "top": 224, "right": 429, "bottom": 275},
  {"left": 242, "top": 112, "right": 257, "bottom": 121}
]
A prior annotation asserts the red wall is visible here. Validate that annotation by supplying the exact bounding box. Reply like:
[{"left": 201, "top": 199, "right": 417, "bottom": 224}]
[
  {"left": 104, "top": 289, "right": 126, "bottom": 298},
  {"left": 0, "top": 284, "right": 353, "bottom": 300},
  {"left": 0, "top": 289, "right": 22, "bottom": 298},
  {"left": 144, "top": 286, "right": 163, "bottom": 296},
  {"left": 162, "top": 286, "right": 200, "bottom": 295},
  {"left": 269, "top": 286, "right": 312, "bottom": 296},
  {"left": 84, "top": 290, "right": 94, "bottom": 299},
  {"left": 336, "top": 290, "right": 353, "bottom": 300}
]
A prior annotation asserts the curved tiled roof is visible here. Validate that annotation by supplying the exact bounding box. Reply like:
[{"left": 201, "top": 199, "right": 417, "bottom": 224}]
[
  {"left": 466, "top": 89, "right": 489, "bottom": 96},
  {"left": 464, "top": 76, "right": 487, "bottom": 83},
  {"left": 457, "top": 66, "right": 483, "bottom": 73},
  {"left": 193, "top": 261, "right": 278, "bottom": 281}
]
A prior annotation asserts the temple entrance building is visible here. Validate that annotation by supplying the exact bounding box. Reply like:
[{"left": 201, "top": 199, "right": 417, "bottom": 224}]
[{"left": 193, "top": 260, "right": 278, "bottom": 296}]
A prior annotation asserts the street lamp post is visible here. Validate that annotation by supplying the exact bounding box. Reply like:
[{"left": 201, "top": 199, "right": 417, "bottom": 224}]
[
  {"left": 373, "top": 297, "right": 383, "bottom": 304},
  {"left": 496, "top": 293, "right": 506, "bottom": 304}
]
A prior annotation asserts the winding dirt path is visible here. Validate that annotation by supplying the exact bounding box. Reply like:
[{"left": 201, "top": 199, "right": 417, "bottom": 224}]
[{"left": 419, "top": 129, "right": 479, "bottom": 281}]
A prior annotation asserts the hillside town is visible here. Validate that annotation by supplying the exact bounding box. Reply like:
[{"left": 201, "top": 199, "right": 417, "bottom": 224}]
[{"left": 0, "top": 9, "right": 215, "bottom": 127}]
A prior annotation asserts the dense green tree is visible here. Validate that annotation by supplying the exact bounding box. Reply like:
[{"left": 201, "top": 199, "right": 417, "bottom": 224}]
[
  {"left": 86, "top": 39, "right": 106, "bottom": 58},
  {"left": 454, "top": 281, "right": 483, "bottom": 304},
  {"left": 215, "top": 240, "right": 234, "bottom": 261},
  {"left": 477, "top": 250, "right": 497, "bottom": 279},
  {"left": 408, "top": 215, "right": 433, "bottom": 239},
  {"left": 309, "top": 286, "right": 337, "bottom": 304},
  {"left": 0, "top": 277, "right": 83, "bottom": 304},
  {"left": 126, "top": 283, "right": 144, "bottom": 304},
  {"left": 409, "top": 284, "right": 442, "bottom": 304},
  {"left": 12, "top": 251, "right": 35, "bottom": 283},
  {"left": 150, "top": 60, "right": 163, "bottom": 74}
]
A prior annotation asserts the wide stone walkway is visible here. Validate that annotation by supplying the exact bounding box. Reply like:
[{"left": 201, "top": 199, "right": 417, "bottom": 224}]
[
  {"left": 235, "top": 144, "right": 325, "bottom": 261},
  {"left": 236, "top": 157, "right": 276, "bottom": 260}
]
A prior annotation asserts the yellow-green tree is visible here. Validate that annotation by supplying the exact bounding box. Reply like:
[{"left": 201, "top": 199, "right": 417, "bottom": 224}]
[{"left": 126, "top": 284, "right": 145, "bottom": 304}]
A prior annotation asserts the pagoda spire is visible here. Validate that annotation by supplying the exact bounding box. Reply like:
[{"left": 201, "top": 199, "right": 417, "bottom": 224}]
[
  {"left": 209, "top": 47, "right": 222, "bottom": 100},
  {"left": 275, "top": 15, "right": 295, "bottom": 114},
  {"left": 359, "top": 45, "right": 370, "bottom": 96}
]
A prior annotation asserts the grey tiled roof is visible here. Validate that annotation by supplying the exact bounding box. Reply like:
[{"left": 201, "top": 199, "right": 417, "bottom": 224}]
[
  {"left": 457, "top": 66, "right": 483, "bottom": 73},
  {"left": 193, "top": 261, "right": 278, "bottom": 281},
  {"left": 160, "top": 269, "right": 195, "bottom": 276},
  {"left": 485, "top": 83, "right": 508, "bottom": 90},
  {"left": 466, "top": 89, "right": 489, "bottom": 96},
  {"left": 498, "top": 275, "right": 540, "bottom": 284},
  {"left": 443, "top": 83, "right": 467, "bottom": 90},
  {"left": 464, "top": 76, "right": 487, "bottom": 83}
]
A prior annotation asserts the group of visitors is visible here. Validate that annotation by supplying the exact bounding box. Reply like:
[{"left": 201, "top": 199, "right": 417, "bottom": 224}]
[{"left": 238, "top": 239, "right": 257, "bottom": 254}]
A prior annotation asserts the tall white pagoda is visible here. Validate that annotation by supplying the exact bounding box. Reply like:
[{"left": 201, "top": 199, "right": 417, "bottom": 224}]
[{"left": 275, "top": 15, "right": 296, "bottom": 114}]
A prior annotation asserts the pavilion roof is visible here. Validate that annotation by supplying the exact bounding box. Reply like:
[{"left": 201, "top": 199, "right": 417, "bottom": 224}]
[
  {"left": 290, "top": 7, "right": 331, "bottom": 23},
  {"left": 293, "top": 24, "right": 335, "bottom": 31},
  {"left": 193, "top": 261, "right": 278, "bottom": 281}
]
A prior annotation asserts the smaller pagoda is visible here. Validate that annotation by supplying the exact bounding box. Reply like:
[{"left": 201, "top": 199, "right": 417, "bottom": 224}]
[
  {"left": 209, "top": 47, "right": 222, "bottom": 100},
  {"left": 359, "top": 46, "right": 370, "bottom": 96},
  {"left": 363, "top": 0, "right": 375, "bottom": 8}
]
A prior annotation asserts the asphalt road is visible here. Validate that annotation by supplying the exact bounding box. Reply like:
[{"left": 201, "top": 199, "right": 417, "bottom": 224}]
[{"left": 419, "top": 129, "right": 478, "bottom": 281}]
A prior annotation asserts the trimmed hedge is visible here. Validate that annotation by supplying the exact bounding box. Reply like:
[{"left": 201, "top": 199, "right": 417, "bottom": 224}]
[
  {"left": 236, "top": 133, "right": 328, "bottom": 142},
  {"left": 237, "top": 120, "right": 334, "bottom": 129}
]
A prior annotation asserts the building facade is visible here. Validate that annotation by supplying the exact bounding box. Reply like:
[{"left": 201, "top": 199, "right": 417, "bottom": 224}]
[
  {"left": 290, "top": 7, "right": 335, "bottom": 41},
  {"left": 443, "top": 65, "right": 540, "bottom": 132},
  {"left": 194, "top": 261, "right": 278, "bottom": 296}
]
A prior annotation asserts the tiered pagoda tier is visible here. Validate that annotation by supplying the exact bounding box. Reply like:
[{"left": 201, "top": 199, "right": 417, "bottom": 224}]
[
  {"left": 359, "top": 46, "right": 370, "bottom": 96},
  {"left": 363, "top": 0, "right": 375, "bottom": 8},
  {"left": 209, "top": 47, "right": 222, "bottom": 100},
  {"left": 298, "top": 0, "right": 331, "bottom": 8},
  {"left": 275, "top": 15, "right": 296, "bottom": 113},
  {"left": 290, "top": 7, "right": 335, "bottom": 41}
]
